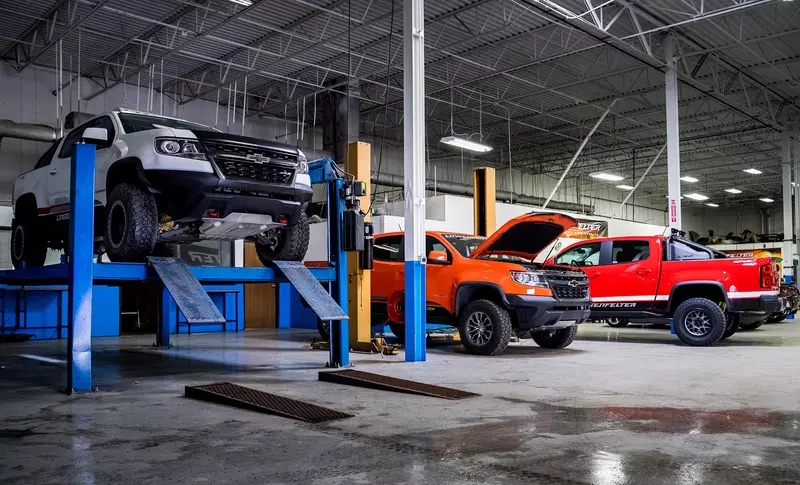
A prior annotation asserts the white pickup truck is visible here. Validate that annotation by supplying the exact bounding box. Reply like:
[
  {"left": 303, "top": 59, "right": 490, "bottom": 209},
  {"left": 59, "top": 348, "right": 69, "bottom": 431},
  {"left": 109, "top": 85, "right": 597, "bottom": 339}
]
[{"left": 11, "top": 108, "right": 312, "bottom": 268}]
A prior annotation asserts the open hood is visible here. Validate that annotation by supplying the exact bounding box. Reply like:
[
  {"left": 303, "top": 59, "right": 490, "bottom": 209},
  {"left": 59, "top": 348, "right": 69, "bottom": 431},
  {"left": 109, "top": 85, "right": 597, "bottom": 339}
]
[{"left": 470, "top": 212, "right": 578, "bottom": 260}]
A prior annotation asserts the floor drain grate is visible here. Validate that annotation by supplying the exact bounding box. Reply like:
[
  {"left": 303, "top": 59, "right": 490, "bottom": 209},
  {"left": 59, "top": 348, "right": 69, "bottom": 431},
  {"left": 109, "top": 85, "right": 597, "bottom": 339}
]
[
  {"left": 319, "top": 369, "right": 479, "bottom": 400},
  {"left": 185, "top": 382, "right": 353, "bottom": 423}
]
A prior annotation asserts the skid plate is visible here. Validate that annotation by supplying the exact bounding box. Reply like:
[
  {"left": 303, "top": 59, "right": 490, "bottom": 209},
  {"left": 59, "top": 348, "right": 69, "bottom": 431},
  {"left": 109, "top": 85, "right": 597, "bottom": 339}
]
[
  {"left": 147, "top": 257, "right": 225, "bottom": 323},
  {"left": 272, "top": 260, "right": 348, "bottom": 321}
]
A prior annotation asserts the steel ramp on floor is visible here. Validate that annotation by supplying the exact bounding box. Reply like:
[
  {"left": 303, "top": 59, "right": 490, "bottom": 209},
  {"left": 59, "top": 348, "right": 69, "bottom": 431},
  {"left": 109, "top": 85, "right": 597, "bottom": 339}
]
[
  {"left": 147, "top": 257, "right": 225, "bottom": 324},
  {"left": 272, "top": 260, "right": 348, "bottom": 321}
]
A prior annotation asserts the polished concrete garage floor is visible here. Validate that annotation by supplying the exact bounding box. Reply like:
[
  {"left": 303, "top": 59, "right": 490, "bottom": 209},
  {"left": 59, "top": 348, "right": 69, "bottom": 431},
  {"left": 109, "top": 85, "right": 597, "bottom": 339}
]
[{"left": 2, "top": 322, "right": 800, "bottom": 485}]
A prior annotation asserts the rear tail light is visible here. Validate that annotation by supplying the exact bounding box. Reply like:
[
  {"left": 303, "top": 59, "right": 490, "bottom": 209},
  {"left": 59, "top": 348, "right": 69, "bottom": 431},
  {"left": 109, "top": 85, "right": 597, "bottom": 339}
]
[
  {"left": 277, "top": 215, "right": 288, "bottom": 224},
  {"left": 206, "top": 209, "right": 219, "bottom": 218},
  {"left": 760, "top": 262, "right": 779, "bottom": 288}
]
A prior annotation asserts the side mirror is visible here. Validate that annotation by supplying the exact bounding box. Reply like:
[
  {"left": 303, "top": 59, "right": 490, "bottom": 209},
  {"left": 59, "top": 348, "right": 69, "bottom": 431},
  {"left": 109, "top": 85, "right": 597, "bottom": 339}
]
[
  {"left": 81, "top": 127, "right": 108, "bottom": 144},
  {"left": 428, "top": 250, "right": 449, "bottom": 264}
]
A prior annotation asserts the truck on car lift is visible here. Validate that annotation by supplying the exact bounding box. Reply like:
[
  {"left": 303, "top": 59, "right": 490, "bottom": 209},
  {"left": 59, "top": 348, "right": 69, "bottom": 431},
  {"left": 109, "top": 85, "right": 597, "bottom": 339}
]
[
  {"left": 371, "top": 213, "right": 592, "bottom": 356},
  {"left": 545, "top": 231, "right": 782, "bottom": 346},
  {"left": 11, "top": 108, "right": 312, "bottom": 268}
]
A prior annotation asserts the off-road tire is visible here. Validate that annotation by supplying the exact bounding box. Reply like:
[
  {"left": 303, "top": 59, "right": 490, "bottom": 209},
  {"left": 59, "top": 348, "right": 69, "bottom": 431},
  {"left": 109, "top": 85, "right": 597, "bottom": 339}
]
[
  {"left": 103, "top": 183, "right": 158, "bottom": 262},
  {"left": 388, "top": 322, "right": 405, "bottom": 341},
  {"left": 740, "top": 320, "right": 765, "bottom": 331},
  {"left": 673, "top": 297, "right": 726, "bottom": 346},
  {"left": 720, "top": 313, "right": 740, "bottom": 340},
  {"left": 255, "top": 212, "right": 310, "bottom": 265},
  {"left": 457, "top": 299, "right": 512, "bottom": 356},
  {"left": 10, "top": 218, "right": 47, "bottom": 269},
  {"left": 606, "top": 317, "right": 629, "bottom": 328},
  {"left": 531, "top": 325, "right": 578, "bottom": 349}
]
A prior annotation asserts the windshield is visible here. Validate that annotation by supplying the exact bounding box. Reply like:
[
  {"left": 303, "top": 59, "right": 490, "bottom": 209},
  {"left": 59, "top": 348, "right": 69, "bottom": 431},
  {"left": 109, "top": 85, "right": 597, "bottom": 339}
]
[
  {"left": 118, "top": 113, "right": 214, "bottom": 134},
  {"left": 442, "top": 234, "right": 486, "bottom": 257}
]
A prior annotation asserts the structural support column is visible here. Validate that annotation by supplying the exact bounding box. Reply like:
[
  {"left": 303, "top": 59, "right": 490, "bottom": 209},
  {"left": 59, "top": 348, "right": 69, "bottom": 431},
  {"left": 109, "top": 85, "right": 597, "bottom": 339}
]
[
  {"left": 346, "top": 142, "right": 374, "bottom": 352},
  {"left": 782, "top": 111, "right": 794, "bottom": 279},
  {"left": 67, "top": 142, "right": 96, "bottom": 393},
  {"left": 403, "top": 0, "right": 426, "bottom": 362},
  {"left": 664, "top": 34, "right": 682, "bottom": 230},
  {"left": 322, "top": 79, "right": 360, "bottom": 164}
]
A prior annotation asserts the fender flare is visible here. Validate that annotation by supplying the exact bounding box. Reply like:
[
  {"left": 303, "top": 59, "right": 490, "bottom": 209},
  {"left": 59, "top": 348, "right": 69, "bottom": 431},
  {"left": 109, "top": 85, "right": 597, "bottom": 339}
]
[
  {"left": 454, "top": 282, "right": 510, "bottom": 317},
  {"left": 668, "top": 281, "right": 730, "bottom": 310}
]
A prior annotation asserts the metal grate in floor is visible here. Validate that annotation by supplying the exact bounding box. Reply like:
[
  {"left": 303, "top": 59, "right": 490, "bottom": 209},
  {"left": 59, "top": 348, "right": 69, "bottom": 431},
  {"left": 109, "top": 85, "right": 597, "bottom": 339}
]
[
  {"left": 318, "top": 369, "right": 479, "bottom": 400},
  {"left": 185, "top": 382, "right": 353, "bottom": 423}
]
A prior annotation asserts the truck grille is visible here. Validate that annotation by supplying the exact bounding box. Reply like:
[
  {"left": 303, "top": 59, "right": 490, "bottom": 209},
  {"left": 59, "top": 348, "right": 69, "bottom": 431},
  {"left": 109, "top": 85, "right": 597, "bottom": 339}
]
[
  {"left": 553, "top": 286, "right": 589, "bottom": 300},
  {"left": 546, "top": 272, "right": 589, "bottom": 300},
  {"left": 204, "top": 141, "right": 296, "bottom": 184}
]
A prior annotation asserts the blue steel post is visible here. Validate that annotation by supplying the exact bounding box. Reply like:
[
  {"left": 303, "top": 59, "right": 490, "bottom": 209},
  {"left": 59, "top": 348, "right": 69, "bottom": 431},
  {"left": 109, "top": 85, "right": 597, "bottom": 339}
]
[
  {"left": 157, "top": 288, "right": 172, "bottom": 347},
  {"left": 328, "top": 178, "right": 349, "bottom": 367},
  {"left": 66, "top": 143, "right": 96, "bottom": 393}
]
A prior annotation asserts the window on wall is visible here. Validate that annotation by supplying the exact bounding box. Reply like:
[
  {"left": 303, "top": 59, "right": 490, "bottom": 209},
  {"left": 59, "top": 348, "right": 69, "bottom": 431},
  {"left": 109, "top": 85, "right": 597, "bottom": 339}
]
[{"left": 374, "top": 235, "right": 403, "bottom": 262}]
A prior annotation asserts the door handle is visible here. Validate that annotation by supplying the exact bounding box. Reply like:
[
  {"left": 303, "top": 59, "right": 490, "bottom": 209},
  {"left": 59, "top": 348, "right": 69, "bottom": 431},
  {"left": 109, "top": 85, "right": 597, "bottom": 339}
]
[
  {"left": 49, "top": 168, "right": 58, "bottom": 175},
  {"left": 636, "top": 269, "right": 652, "bottom": 276}
]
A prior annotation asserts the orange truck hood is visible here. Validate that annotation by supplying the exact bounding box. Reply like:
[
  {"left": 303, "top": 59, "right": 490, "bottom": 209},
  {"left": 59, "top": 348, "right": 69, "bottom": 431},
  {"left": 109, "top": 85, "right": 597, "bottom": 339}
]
[{"left": 470, "top": 212, "right": 579, "bottom": 260}]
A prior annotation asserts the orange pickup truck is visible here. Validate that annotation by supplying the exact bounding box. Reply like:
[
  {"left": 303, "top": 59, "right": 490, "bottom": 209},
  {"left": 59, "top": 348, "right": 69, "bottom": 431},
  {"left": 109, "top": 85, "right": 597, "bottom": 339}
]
[{"left": 371, "top": 213, "right": 591, "bottom": 355}]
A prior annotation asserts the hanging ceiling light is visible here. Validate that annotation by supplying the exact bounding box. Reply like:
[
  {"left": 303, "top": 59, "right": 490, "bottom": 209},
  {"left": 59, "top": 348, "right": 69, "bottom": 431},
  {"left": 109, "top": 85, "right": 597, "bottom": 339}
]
[
  {"left": 685, "top": 193, "right": 709, "bottom": 201},
  {"left": 615, "top": 184, "right": 634, "bottom": 190},
  {"left": 440, "top": 136, "right": 493, "bottom": 153},
  {"left": 590, "top": 172, "right": 624, "bottom": 181},
  {"left": 743, "top": 168, "right": 762, "bottom": 175},
  {"left": 229, "top": 0, "right": 253, "bottom": 5},
  {"left": 725, "top": 188, "right": 742, "bottom": 194},
  {"left": 680, "top": 176, "right": 699, "bottom": 183},
  {"left": 760, "top": 197, "right": 774, "bottom": 203},
  {"left": 706, "top": 203, "right": 719, "bottom": 207}
]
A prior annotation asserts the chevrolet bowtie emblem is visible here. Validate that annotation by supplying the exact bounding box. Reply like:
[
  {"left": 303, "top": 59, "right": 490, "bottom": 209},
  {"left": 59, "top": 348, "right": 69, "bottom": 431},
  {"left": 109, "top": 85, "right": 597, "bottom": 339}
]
[{"left": 246, "top": 153, "right": 270, "bottom": 164}]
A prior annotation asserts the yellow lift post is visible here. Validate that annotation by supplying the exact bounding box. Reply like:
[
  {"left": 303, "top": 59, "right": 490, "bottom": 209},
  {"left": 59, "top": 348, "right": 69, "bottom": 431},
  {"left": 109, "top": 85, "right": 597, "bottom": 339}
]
[
  {"left": 473, "top": 167, "right": 497, "bottom": 236},
  {"left": 346, "top": 142, "right": 398, "bottom": 355}
]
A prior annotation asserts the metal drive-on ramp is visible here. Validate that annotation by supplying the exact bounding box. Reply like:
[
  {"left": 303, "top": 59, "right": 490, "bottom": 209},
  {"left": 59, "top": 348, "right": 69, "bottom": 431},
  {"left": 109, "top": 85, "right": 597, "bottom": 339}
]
[
  {"left": 147, "top": 257, "right": 225, "bottom": 324},
  {"left": 272, "top": 260, "right": 348, "bottom": 321}
]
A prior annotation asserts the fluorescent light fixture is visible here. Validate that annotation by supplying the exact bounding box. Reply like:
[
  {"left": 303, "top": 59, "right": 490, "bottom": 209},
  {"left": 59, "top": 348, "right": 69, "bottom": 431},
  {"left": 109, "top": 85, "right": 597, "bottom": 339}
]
[
  {"left": 743, "top": 168, "right": 762, "bottom": 175},
  {"left": 680, "top": 176, "right": 699, "bottom": 183},
  {"left": 725, "top": 188, "right": 742, "bottom": 194},
  {"left": 760, "top": 197, "right": 774, "bottom": 203},
  {"left": 590, "top": 173, "right": 624, "bottom": 181},
  {"left": 706, "top": 203, "right": 719, "bottom": 207},
  {"left": 229, "top": 0, "right": 253, "bottom": 5},
  {"left": 615, "top": 184, "right": 634, "bottom": 190},
  {"left": 685, "top": 193, "right": 709, "bottom": 201},
  {"left": 440, "top": 136, "right": 493, "bottom": 153}
]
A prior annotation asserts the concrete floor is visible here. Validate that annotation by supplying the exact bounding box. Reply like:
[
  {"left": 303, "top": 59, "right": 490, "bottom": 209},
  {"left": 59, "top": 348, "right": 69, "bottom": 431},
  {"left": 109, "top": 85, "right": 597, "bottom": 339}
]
[{"left": 1, "top": 322, "right": 800, "bottom": 484}]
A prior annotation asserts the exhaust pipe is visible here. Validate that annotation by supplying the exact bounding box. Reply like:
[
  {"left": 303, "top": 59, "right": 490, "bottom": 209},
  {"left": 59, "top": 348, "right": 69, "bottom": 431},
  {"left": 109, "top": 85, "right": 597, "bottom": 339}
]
[{"left": 0, "top": 120, "right": 57, "bottom": 143}]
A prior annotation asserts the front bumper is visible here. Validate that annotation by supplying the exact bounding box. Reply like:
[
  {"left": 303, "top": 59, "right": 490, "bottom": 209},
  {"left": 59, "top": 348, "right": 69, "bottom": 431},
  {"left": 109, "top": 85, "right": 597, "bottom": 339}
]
[
  {"left": 141, "top": 169, "right": 313, "bottom": 224},
  {"left": 506, "top": 294, "right": 591, "bottom": 331},
  {"left": 728, "top": 293, "right": 783, "bottom": 314}
]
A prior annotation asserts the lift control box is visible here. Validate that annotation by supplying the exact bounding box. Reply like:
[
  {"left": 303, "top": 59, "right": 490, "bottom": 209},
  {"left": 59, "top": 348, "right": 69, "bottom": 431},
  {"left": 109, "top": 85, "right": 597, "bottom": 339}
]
[{"left": 343, "top": 209, "right": 365, "bottom": 252}]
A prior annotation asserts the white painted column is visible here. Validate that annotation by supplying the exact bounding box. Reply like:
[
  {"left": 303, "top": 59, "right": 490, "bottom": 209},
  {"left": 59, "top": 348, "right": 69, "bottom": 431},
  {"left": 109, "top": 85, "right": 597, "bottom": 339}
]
[
  {"left": 664, "top": 35, "right": 682, "bottom": 231},
  {"left": 782, "top": 111, "right": 793, "bottom": 278},
  {"left": 403, "top": 0, "right": 426, "bottom": 362}
]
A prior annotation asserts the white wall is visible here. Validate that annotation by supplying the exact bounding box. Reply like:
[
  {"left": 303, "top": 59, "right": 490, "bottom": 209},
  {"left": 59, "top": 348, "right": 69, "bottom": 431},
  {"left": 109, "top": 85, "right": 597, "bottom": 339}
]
[{"left": 683, "top": 206, "right": 782, "bottom": 238}]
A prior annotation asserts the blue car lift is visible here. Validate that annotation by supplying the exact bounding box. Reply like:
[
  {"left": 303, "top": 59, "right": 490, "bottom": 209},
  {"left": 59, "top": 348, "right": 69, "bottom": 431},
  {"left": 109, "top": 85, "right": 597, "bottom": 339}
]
[{"left": 0, "top": 143, "right": 352, "bottom": 393}]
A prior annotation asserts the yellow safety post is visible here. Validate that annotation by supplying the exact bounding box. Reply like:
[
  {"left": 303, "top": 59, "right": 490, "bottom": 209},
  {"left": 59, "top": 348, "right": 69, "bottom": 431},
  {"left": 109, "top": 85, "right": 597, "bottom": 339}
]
[
  {"left": 345, "top": 142, "right": 392, "bottom": 354},
  {"left": 473, "top": 167, "right": 497, "bottom": 236}
]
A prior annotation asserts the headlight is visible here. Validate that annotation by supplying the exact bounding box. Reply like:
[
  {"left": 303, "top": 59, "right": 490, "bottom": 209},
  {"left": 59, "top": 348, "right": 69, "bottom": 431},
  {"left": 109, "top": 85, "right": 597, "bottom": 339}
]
[
  {"left": 510, "top": 271, "right": 548, "bottom": 287},
  {"left": 297, "top": 150, "right": 309, "bottom": 174},
  {"left": 154, "top": 138, "right": 207, "bottom": 160}
]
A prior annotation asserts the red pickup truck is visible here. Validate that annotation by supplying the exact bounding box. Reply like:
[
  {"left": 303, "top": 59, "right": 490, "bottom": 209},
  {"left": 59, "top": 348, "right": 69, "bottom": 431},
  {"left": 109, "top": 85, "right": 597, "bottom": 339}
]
[{"left": 546, "top": 233, "right": 782, "bottom": 346}]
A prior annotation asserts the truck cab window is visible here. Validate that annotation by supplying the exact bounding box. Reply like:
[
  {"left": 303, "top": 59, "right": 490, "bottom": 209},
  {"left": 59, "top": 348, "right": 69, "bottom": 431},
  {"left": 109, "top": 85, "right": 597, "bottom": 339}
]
[
  {"left": 612, "top": 241, "right": 650, "bottom": 263},
  {"left": 374, "top": 235, "right": 403, "bottom": 262},
  {"left": 34, "top": 139, "right": 62, "bottom": 169},
  {"left": 556, "top": 242, "right": 601, "bottom": 267}
]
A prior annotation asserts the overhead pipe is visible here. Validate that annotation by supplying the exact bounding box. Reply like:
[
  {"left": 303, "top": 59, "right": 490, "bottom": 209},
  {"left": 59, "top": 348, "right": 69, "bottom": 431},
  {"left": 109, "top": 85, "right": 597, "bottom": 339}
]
[
  {"left": 371, "top": 172, "right": 592, "bottom": 214},
  {"left": 0, "top": 120, "right": 57, "bottom": 143},
  {"left": 542, "top": 98, "right": 618, "bottom": 209}
]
